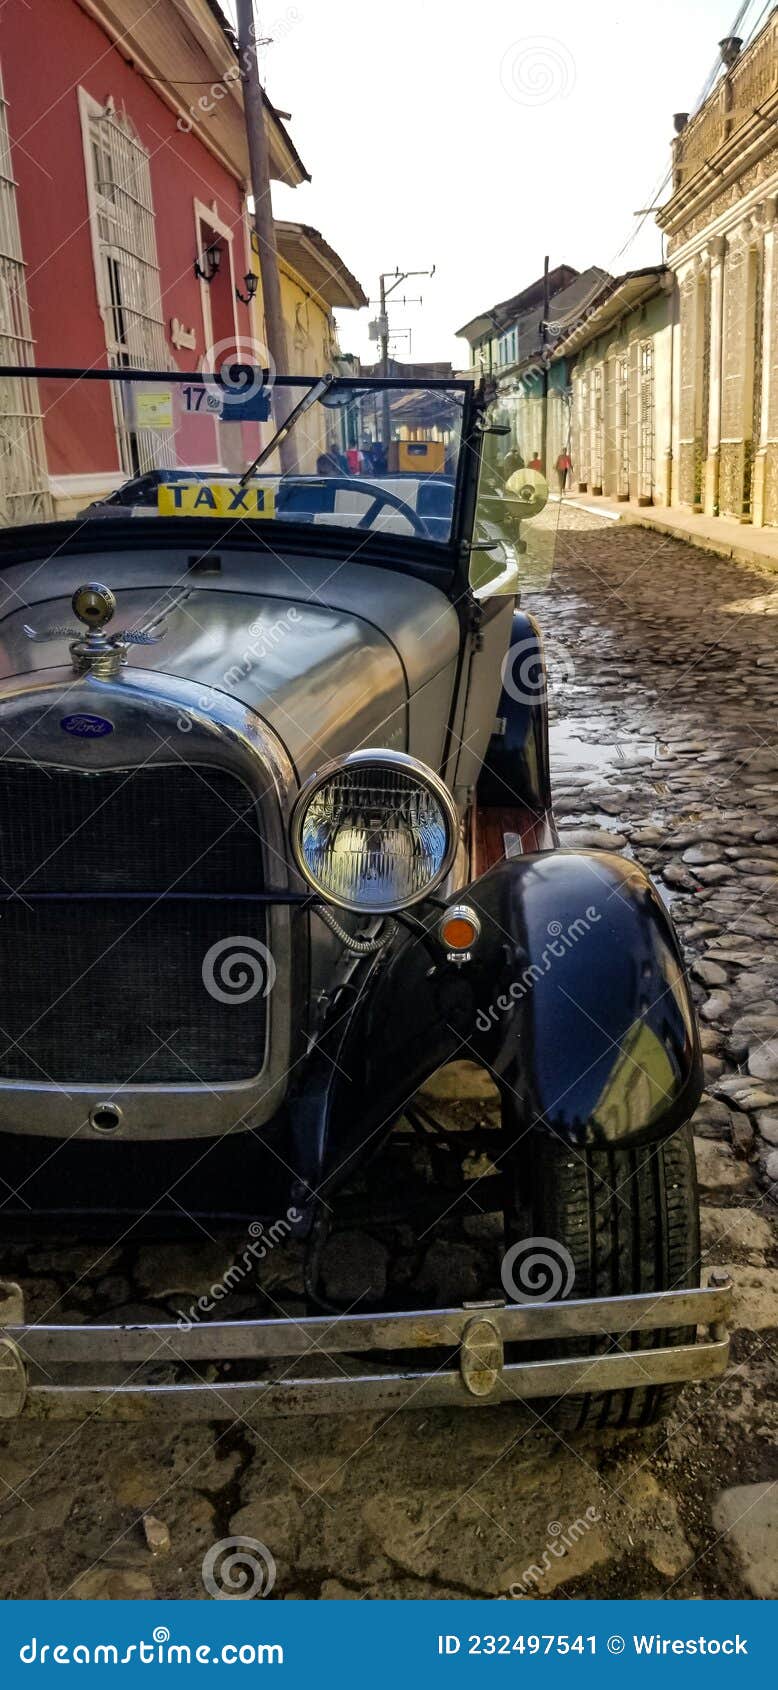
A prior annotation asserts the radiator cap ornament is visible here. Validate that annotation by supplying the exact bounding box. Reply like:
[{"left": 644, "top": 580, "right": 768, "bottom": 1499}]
[
  {"left": 69, "top": 581, "right": 134, "bottom": 678},
  {"left": 24, "top": 583, "right": 184, "bottom": 677},
  {"left": 72, "top": 582, "right": 117, "bottom": 630}
]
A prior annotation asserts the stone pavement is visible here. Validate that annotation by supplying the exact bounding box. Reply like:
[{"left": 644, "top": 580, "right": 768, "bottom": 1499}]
[
  {"left": 0, "top": 505, "right": 776, "bottom": 1602},
  {"left": 556, "top": 490, "right": 778, "bottom": 573}
]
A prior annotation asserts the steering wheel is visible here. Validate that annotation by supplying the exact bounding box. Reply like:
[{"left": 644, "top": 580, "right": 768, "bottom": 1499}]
[
  {"left": 355, "top": 481, "right": 429, "bottom": 535},
  {"left": 310, "top": 476, "right": 429, "bottom": 536}
]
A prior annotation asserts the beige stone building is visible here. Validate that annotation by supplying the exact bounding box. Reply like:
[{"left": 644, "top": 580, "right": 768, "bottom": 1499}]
[
  {"left": 658, "top": 13, "right": 778, "bottom": 526},
  {"left": 455, "top": 265, "right": 610, "bottom": 483},
  {"left": 558, "top": 13, "right": 778, "bottom": 533},
  {"left": 558, "top": 268, "right": 674, "bottom": 506}
]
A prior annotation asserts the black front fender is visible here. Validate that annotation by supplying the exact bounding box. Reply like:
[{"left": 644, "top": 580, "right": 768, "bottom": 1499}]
[
  {"left": 462, "top": 850, "right": 701, "bottom": 1147},
  {"left": 311, "top": 850, "right": 702, "bottom": 1193}
]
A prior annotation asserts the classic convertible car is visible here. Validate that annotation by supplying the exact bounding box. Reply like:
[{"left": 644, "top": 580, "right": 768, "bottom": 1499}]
[{"left": 0, "top": 366, "right": 730, "bottom": 1429}]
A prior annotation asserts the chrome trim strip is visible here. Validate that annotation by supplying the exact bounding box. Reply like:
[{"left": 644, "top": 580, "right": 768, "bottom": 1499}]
[
  {"left": 0, "top": 1278, "right": 732, "bottom": 1421},
  {"left": 9, "top": 1345, "right": 730, "bottom": 1421},
  {"left": 5, "top": 1281, "right": 732, "bottom": 1364}
]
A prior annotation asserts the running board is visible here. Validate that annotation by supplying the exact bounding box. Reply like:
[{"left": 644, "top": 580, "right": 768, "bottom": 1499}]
[{"left": 0, "top": 1276, "right": 732, "bottom": 1421}]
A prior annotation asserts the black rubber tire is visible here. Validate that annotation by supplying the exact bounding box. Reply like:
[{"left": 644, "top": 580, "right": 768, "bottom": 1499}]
[{"left": 506, "top": 1122, "right": 701, "bottom": 1432}]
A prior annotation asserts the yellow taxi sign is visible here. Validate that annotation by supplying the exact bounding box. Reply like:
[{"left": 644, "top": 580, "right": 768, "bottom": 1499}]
[{"left": 157, "top": 482, "right": 276, "bottom": 518}]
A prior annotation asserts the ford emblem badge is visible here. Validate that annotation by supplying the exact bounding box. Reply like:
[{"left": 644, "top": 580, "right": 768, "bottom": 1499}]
[{"left": 60, "top": 713, "right": 114, "bottom": 738}]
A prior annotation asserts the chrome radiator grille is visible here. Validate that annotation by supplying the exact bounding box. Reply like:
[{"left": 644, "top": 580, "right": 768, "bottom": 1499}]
[{"left": 0, "top": 763, "right": 267, "bottom": 1085}]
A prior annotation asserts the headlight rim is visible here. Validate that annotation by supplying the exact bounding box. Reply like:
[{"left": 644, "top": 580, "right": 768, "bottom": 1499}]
[{"left": 289, "top": 748, "right": 459, "bottom": 914}]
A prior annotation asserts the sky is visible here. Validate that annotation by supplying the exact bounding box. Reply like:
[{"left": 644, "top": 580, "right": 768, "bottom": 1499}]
[{"left": 224, "top": 0, "right": 764, "bottom": 367}]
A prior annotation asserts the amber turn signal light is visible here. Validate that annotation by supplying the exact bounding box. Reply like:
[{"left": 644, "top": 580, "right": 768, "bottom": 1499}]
[{"left": 437, "top": 905, "right": 481, "bottom": 951}]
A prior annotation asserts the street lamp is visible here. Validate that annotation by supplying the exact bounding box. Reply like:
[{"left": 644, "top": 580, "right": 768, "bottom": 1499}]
[
  {"left": 235, "top": 272, "right": 259, "bottom": 306},
  {"left": 194, "top": 242, "right": 222, "bottom": 284}
]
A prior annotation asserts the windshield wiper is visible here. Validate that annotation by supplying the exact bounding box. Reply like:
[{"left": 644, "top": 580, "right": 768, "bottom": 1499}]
[{"left": 239, "top": 374, "right": 334, "bottom": 486}]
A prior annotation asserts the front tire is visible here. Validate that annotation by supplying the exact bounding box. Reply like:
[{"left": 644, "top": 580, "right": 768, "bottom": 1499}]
[{"left": 505, "top": 1121, "right": 701, "bottom": 1431}]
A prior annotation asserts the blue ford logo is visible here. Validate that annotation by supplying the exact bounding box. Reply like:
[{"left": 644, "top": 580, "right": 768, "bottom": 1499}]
[{"left": 60, "top": 713, "right": 114, "bottom": 738}]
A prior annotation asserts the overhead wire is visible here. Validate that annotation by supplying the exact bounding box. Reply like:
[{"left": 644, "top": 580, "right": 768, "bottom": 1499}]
[{"left": 612, "top": 0, "right": 769, "bottom": 265}]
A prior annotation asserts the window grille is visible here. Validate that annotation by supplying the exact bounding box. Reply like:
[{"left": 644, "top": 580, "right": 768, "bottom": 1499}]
[
  {"left": 591, "top": 365, "right": 604, "bottom": 490},
  {"left": 498, "top": 327, "right": 517, "bottom": 368},
  {"left": 624, "top": 339, "right": 639, "bottom": 499},
  {"left": 0, "top": 62, "right": 51, "bottom": 526},
  {"left": 82, "top": 96, "right": 170, "bottom": 474},
  {"left": 576, "top": 372, "right": 590, "bottom": 485},
  {"left": 638, "top": 339, "right": 655, "bottom": 503},
  {"left": 616, "top": 355, "right": 629, "bottom": 498},
  {"left": 747, "top": 243, "right": 764, "bottom": 519}
]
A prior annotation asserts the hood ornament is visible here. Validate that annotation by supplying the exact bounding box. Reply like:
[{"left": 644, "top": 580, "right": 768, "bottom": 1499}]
[{"left": 24, "top": 583, "right": 189, "bottom": 678}]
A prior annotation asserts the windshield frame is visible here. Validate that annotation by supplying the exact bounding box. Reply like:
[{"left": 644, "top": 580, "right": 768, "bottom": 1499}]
[{"left": 0, "top": 366, "right": 479, "bottom": 580}]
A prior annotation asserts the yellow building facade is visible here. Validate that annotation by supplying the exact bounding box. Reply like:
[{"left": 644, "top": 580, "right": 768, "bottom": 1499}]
[
  {"left": 249, "top": 223, "right": 366, "bottom": 375},
  {"left": 247, "top": 220, "right": 366, "bottom": 463}
]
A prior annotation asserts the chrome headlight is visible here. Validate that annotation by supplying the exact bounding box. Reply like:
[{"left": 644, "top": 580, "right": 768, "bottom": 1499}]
[{"left": 290, "top": 750, "right": 458, "bottom": 913}]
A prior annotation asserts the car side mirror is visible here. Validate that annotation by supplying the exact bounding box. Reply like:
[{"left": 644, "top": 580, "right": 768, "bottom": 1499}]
[{"left": 505, "top": 468, "right": 549, "bottom": 520}]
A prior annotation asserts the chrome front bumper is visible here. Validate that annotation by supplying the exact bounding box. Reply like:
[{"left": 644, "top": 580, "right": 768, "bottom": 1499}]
[{"left": 0, "top": 1276, "right": 732, "bottom": 1421}]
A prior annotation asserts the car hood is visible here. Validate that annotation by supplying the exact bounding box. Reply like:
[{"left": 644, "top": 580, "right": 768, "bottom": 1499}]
[{"left": 0, "top": 557, "right": 459, "bottom": 781}]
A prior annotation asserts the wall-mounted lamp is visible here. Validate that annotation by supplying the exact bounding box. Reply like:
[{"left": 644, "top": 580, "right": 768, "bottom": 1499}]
[
  {"left": 194, "top": 242, "right": 222, "bottom": 284},
  {"left": 235, "top": 272, "right": 259, "bottom": 306}
]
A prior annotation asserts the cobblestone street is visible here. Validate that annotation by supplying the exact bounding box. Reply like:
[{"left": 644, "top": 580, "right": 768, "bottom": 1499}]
[{"left": 1, "top": 507, "right": 776, "bottom": 1602}]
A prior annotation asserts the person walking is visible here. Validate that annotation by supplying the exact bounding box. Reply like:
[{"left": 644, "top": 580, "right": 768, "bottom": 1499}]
[{"left": 556, "top": 448, "right": 572, "bottom": 493}]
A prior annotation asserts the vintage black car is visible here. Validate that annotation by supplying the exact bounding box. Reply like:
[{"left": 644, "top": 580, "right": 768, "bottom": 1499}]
[{"left": 0, "top": 365, "right": 730, "bottom": 1429}]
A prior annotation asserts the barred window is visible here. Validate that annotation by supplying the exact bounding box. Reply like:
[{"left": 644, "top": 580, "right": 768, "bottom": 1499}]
[
  {"left": 498, "top": 327, "right": 517, "bottom": 367},
  {"left": 575, "top": 370, "right": 590, "bottom": 484},
  {"left": 80, "top": 92, "right": 169, "bottom": 473},
  {"left": 638, "top": 338, "right": 655, "bottom": 502},
  {"left": 0, "top": 61, "right": 51, "bottom": 526}
]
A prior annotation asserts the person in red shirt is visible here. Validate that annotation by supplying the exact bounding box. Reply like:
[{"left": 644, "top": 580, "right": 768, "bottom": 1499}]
[
  {"left": 528, "top": 451, "right": 543, "bottom": 471},
  {"left": 556, "top": 449, "right": 573, "bottom": 492}
]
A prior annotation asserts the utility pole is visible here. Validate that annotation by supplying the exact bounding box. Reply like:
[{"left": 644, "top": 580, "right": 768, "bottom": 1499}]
[
  {"left": 378, "top": 271, "right": 392, "bottom": 451},
  {"left": 236, "top": 0, "right": 296, "bottom": 471},
  {"left": 375, "top": 265, "right": 435, "bottom": 448},
  {"left": 378, "top": 271, "right": 390, "bottom": 381},
  {"left": 540, "top": 253, "right": 550, "bottom": 477}
]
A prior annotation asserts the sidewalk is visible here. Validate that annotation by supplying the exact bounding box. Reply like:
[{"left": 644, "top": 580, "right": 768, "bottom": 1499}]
[{"left": 551, "top": 491, "right": 778, "bottom": 573}]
